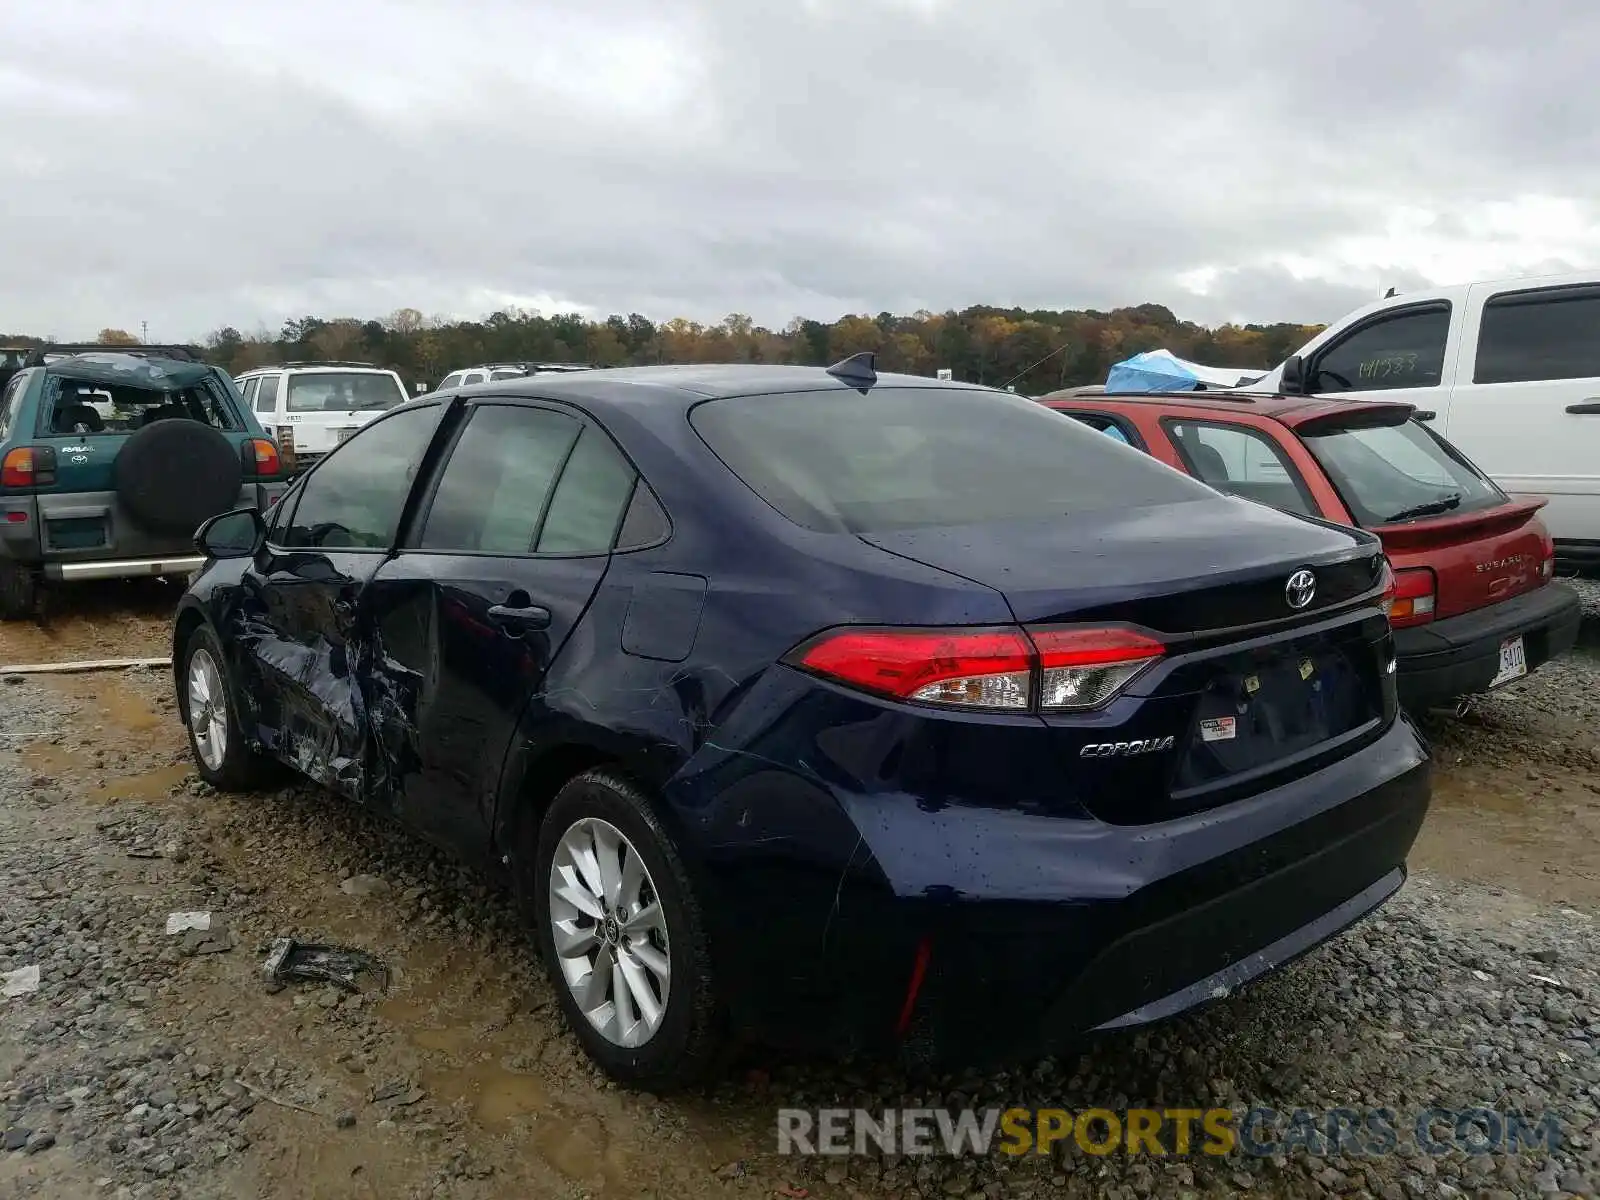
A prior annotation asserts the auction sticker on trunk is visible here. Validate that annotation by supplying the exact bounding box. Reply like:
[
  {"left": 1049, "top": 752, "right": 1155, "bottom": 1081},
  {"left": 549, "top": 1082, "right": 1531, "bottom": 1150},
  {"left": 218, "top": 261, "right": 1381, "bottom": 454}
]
[
  {"left": 1199, "top": 716, "right": 1237, "bottom": 742},
  {"left": 1490, "top": 635, "right": 1528, "bottom": 688}
]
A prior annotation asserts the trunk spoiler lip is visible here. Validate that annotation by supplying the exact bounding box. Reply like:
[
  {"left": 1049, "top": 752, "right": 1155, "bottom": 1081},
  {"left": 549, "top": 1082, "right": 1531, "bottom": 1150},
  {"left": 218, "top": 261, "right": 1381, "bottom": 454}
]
[
  {"left": 1368, "top": 496, "right": 1548, "bottom": 547},
  {"left": 1282, "top": 401, "right": 1416, "bottom": 436}
]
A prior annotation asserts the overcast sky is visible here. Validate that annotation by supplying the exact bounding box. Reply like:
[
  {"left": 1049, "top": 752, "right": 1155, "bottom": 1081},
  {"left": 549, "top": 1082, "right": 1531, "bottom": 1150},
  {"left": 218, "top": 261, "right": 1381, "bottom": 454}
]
[{"left": 4, "top": 0, "right": 1599, "bottom": 341}]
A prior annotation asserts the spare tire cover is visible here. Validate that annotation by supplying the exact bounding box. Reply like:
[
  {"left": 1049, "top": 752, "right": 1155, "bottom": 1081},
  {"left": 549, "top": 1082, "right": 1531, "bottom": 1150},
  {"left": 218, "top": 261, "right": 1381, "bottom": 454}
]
[{"left": 113, "top": 421, "right": 243, "bottom": 534}]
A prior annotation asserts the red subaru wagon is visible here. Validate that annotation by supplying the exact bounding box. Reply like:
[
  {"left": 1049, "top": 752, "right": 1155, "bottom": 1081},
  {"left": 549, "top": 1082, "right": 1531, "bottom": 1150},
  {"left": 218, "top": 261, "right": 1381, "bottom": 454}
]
[{"left": 1041, "top": 390, "right": 1583, "bottom": 711}]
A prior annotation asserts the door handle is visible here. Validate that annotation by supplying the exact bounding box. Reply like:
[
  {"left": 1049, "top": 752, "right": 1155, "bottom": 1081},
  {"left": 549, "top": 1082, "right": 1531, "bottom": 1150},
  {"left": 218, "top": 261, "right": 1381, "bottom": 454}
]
[
  {"left": 1565, "top": 399, "right": 1600, "bottom": 414},
  {"left": 488, "top": 602, "right": 552, "bottom": 632}
]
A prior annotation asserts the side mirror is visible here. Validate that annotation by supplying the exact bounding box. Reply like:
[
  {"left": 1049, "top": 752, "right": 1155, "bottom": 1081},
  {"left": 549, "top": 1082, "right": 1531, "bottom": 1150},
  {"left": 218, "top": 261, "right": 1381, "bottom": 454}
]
[
  {"left": 1279, "top": 354, "right": 1306, "bottom": 395},
  {"left": 196, "top": 507, "right": 266, "bottom": 559}
]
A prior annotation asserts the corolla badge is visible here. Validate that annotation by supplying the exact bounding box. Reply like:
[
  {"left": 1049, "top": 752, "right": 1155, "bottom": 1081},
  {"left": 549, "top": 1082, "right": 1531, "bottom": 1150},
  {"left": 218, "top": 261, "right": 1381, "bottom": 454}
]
[
  {"left": 1079, "top": 736, "right": 1176, "bottom": 758},
  {"left": 1285, "top": 568, "right": 1317, "bottom": 610}
]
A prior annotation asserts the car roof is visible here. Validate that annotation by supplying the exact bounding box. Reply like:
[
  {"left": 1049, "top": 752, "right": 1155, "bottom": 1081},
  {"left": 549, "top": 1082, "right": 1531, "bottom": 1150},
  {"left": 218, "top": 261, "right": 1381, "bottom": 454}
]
[
  {"left": 444, "top": 363, "right": 993, "bottom": 412},
  {"left": 239, "top": 362, "right": 395, "bottom": 374},
  {"left": 1040, "top": 389, "right": 1417, "bottom": 428}
]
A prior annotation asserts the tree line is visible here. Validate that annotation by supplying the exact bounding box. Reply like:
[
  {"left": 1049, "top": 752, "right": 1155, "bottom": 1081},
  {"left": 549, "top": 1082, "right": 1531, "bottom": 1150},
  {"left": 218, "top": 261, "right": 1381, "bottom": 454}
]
[{"left": 5, "top": 305, "right": 1323, "bottom": 395}]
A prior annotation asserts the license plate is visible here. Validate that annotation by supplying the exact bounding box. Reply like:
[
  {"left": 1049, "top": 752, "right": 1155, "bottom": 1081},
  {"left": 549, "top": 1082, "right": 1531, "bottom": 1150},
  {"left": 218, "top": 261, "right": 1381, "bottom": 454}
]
[
  {"left": 335, "top": 427, "right": 358, "bottom": 443},
  {"left": 1489, "top": 635, "right": 1527, "bottom": 688}
]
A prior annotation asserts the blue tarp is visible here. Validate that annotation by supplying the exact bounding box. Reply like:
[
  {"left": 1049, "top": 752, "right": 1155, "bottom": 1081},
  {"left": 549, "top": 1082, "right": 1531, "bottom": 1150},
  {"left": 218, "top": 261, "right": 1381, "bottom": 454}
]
[
  {"left": 1105, "top": 348, "right": 1268, "bottom": 394},
  {"left": 1106, "top": 351, "right": 1200, "bottom": 393}
]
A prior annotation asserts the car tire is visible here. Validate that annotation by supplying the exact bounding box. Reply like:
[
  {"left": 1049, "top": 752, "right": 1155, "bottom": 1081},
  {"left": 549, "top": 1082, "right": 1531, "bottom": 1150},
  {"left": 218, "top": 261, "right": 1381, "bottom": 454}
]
[
  {"left": 529, "top": 769, "right": 723, "bottom": 1091},
  {"left": 0, "top": 560, "right": 38, "bottom": 621},
  {"left": 179, "top": 624, "right": 275, "bottom": 791}
]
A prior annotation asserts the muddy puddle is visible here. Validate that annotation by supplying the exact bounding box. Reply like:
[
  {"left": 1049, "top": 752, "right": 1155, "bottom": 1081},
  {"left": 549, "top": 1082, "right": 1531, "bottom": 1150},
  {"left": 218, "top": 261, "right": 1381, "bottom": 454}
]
[{"left": 0, "top": 578, "right": 176, "bottom": 665}]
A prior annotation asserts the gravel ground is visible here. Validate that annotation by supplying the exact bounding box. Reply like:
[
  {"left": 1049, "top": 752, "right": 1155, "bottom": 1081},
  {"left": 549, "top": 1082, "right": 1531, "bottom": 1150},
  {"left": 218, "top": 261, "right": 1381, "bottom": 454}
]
[{"left": 2, "top": 595, "right": 1600, "bottom": 1197}]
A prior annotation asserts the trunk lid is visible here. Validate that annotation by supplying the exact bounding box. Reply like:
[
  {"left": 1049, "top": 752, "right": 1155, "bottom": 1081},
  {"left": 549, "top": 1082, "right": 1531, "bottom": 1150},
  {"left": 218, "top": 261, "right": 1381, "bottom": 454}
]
[
  {"left": 858, "top": 494, "right": 1382, "bottom": 630},
  {"left": 861, "top": 495, "right": 1394, "bottom": 824}
]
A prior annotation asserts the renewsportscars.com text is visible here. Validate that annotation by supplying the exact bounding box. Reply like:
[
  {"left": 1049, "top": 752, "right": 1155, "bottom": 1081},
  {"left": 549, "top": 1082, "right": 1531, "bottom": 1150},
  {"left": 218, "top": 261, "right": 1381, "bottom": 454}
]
[{"left": 776, "top": 1106, "right": 1563, "bottom": 1158}]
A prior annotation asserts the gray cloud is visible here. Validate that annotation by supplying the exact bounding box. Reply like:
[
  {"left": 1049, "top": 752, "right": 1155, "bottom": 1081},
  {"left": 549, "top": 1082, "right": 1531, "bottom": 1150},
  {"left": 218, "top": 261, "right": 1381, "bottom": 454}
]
[{"left": 2, "top": 0, "right": 1596, "bottom": 340}]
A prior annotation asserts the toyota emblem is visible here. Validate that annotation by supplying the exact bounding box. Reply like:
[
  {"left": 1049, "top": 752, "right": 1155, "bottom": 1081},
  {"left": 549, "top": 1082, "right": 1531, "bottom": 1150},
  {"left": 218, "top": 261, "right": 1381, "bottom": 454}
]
[{"left": 1285, "top": 568, "right": 1317, "bottom": 610}]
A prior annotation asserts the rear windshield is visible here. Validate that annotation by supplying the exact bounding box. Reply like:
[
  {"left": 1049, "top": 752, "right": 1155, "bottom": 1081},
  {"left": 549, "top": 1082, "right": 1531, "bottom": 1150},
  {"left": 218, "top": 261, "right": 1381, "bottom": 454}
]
[
  {"left": 1300, "top": 418, "right": 1504, "bottom": 526},
  {"left": 286, "top": 372, "right": 405, "bottom": 413},
  {"left": 43, "top": 377, "right": 241, "bottom": 435},
  {"left": 689, "top": 386, "right": 1213, "bottom": 533}
]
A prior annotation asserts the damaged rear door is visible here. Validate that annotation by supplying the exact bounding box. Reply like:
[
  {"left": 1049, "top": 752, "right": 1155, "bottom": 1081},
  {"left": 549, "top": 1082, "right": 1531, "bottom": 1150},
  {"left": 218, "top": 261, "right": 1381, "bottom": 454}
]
[
  {"left": 362, "top": 400, "right": 632, "bottom": 854},
  {"left": 243, "top": 403, "right": 446, "bottom": 797}
]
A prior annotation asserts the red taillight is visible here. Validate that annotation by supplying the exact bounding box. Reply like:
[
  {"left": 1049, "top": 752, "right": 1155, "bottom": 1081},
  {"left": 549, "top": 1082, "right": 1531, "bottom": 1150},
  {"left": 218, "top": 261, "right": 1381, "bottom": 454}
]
[
  {"left": 1388, "top": 567, "right": 1436, "bottom": 627},
  {"left": 793, "top": 626, "right": 1034, "bottom": 709},
  {"left": 248, "top": 438, "right": 281, "bottom": 478},
  {"left": 1, "top": 448, "right": 34, "bottom": 488},
  {"left": 788, "top": 624, "right": 1164, "bottom": 713}
]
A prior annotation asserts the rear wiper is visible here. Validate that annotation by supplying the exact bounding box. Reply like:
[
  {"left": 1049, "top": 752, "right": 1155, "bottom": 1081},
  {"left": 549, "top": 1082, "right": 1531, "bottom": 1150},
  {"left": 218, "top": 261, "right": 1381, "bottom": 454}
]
[{"left": 1383, "top": 493, "right": 1462, "bottom": 522}]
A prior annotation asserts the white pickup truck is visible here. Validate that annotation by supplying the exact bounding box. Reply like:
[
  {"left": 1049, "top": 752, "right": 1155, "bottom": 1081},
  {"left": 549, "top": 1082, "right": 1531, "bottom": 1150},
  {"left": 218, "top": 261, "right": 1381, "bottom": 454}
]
[{"left": 1251, "top": 271, "right": 1600, "bottom": 568}]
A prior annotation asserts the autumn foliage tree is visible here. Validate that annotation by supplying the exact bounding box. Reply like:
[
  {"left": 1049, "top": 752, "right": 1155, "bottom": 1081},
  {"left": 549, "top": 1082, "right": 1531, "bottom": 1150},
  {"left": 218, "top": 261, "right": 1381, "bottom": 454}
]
[
  {"left": 171, "top": 304, "right": 1320, "bottom": 395},
  {"left": 96, "top": 328, "right": 140, "bottom": 345}
]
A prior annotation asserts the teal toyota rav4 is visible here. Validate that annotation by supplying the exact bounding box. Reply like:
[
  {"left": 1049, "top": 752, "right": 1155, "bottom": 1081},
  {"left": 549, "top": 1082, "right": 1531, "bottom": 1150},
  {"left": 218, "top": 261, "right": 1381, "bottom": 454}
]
[{"left": 0, "top": 346, "right": 287, "bottom": 619}]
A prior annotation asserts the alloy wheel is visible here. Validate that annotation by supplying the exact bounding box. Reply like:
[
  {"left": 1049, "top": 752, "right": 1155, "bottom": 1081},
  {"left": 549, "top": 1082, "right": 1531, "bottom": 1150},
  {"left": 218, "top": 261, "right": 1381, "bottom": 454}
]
[
  {"left": 186, "top": 648, "right": 229, "bottom": 771},
  {"left": 547, "top": 816, "right": 671, "bottom": 1048}
]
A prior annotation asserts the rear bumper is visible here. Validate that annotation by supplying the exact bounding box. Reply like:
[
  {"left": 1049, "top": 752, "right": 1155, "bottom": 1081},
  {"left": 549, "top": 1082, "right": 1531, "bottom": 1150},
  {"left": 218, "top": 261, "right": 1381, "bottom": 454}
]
[
  {"left": 0, "top": 481, "right": 285, "bottom": 573},
  {"left": 43, "top": 555, "right": 204, "bottom": 582},
  {"left": 698, "top": 713, "right": 1430, "bottom": 1065},
  {"left": 903, "top": 737, "right": 1428, "bottom": 1064},
  {"left": 1393, "top": 582, "right": 1582, "bottom": 711}
]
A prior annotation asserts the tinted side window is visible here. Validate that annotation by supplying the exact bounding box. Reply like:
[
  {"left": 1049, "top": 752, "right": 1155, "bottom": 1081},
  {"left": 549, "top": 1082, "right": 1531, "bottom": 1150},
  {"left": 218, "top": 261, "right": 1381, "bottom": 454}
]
[
  {"left": 419, "top": 406, "right": 580, "bottom": 553},
  {"left": 256, "top": 374, "right": 281, "bottom": 413},
  {"left": 616, "top": 483, "right": 669, "bottom": 549},
  {"left": 1475, "top": 289, "right": 1600, "bottom": 384},
  {"left": 283, "top": 405, "right": 439, "bottom": 549},
  {"left": 438, "top": 372, "right": 464, "bottom": 390},
  {"left": 1165, "top": 419, "right": 1316, "bottom": 517},
  {"left": 537, "top": 426, "right": 637, "bottom": 554},
  {"left": 1310, "top": 306, "right": 1451, "bottom": 393},
  {"left": 265, "top": 481, "right": 295, "bottom": 541},
  {"left": 1062, "top": 411, "right": 1139, "bottom": 447}
]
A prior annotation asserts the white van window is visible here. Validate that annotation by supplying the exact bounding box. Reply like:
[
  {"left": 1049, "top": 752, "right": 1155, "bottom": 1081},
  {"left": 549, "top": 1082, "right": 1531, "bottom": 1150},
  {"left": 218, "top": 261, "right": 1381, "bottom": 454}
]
[
  {"left": 1475, "top": 287, "right": 1600, "bottom": 384},
  {"left": 1310, "top": 306, "right": 1451, "bottom": 393},
  {"left": 285, "top": 372, "right": 404, "bottom": 413},
  {"left": 256, "top": 373, "right": 281, "bottom": 413}
]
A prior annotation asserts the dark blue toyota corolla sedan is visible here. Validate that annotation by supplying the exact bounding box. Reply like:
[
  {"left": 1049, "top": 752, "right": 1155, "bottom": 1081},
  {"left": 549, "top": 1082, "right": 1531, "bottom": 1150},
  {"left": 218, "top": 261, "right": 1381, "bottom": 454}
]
[{"left": 172, "top": 356, "right": 1430, "bottom": 1089}]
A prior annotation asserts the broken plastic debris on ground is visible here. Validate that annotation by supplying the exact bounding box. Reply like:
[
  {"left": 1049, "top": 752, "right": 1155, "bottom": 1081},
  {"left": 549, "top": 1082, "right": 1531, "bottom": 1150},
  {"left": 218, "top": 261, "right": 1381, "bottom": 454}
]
[
  {"left": 261, "top": 938, "right": 389, "bottom": 994},
  {"left": 165, "top": 911, "right": 211, "bottom": 935},
  {"left": 163, "top": 911, "right": 232, "bottom": 955},
  {"left": 2, "top": 964, "right": 40, "bottom": 997}
]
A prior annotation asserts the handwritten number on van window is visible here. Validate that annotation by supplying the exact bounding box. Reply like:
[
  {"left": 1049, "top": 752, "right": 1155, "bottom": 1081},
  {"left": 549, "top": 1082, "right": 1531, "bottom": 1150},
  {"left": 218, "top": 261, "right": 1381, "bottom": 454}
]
[{"left": 1358, "top": 352, "right": 1420, "bottom": 382}]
